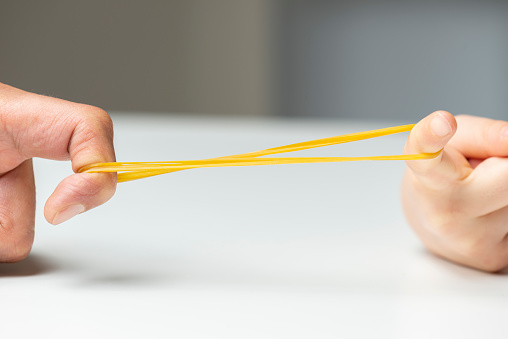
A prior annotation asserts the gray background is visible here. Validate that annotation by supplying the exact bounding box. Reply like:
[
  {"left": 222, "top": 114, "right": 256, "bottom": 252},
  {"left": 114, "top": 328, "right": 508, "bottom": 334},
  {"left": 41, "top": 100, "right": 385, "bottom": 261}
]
[
  {"left": 0, "top": 0, "right": 507, "bottom": 120},
  {"left": 276, "top": 0, "right": 508, "bottom": 120},
  {"left": 0, "top": 0, "right": 276, "bottom": 116}
]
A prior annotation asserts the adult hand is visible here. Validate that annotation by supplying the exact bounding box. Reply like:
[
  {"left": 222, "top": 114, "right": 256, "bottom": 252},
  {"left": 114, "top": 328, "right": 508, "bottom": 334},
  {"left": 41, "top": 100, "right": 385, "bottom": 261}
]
[
  {"left": 0, "top": 83, "right": 116, "bottom": 262},
  {"left": 402, "top": 111, "right": 508, "bottom": 272}
]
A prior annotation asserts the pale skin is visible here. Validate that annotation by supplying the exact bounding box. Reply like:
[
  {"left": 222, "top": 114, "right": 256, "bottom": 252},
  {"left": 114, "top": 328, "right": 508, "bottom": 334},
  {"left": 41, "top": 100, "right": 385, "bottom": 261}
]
[
  {"left": 0, "top": 83, "right": 116, "bottom": 262},
  {"left": 402, "top": 111, "right": 508, "bottom": 272},
  {"left": 1, "top": 84, "right": 506, "bottom": 272}
]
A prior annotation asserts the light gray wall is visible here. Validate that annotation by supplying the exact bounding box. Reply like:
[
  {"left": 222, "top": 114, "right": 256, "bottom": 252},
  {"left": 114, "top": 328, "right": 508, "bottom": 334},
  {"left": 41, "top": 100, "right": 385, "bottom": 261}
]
[
  {"left": 277, "top": 0, "right": 508, "bottom": 120},
  {"left": 2, "top": 0, "right": 506, "bottom": 120},
  {"left": 0, "top": 0, "right": 275, "bottom": 116}
]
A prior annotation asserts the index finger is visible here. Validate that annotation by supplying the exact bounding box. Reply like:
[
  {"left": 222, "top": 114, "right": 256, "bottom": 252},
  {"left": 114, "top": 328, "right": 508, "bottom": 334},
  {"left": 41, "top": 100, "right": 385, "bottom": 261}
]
[
  {"left": 44, "top": 107, "right": 117, "bottom": 225},
  {"left": 1, "top": 84, "right": 117, "bottom": 224},
  {"left": 449, "top": 114, "right": 508, "bottom": 160}
]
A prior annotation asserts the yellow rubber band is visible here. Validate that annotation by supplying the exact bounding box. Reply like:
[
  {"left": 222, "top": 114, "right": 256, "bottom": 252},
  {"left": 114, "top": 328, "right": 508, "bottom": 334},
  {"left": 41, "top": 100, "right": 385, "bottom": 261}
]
[{"left": 78, "top": 123, "right": 440, "bottom": 183}]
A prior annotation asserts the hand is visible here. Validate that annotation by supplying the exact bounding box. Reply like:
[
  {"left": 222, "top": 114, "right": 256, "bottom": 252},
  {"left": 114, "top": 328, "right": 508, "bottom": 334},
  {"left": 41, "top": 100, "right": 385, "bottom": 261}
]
[
  {"left": 0, "top": 83, "right": 116, "bottom": 262},
  {"left": 402, "top": 111, "right": 508, "bottom": 272}
]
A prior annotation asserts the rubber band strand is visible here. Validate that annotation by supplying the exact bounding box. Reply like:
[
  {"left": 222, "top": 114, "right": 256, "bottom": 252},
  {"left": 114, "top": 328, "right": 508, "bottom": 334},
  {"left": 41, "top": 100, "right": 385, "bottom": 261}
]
[{"left": 78, "top": 123, "right": 440, "bottom": 183}]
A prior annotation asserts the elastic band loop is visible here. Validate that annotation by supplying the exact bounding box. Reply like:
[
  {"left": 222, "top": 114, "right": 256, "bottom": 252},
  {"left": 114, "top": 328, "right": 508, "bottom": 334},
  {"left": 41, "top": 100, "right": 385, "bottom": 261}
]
[{"left": 78, "top": 123, "right": 439, "bottom": 183}]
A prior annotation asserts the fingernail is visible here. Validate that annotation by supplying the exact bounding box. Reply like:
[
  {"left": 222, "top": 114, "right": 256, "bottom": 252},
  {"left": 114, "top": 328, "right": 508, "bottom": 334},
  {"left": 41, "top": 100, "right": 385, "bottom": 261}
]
[
  {"left": 430, "top": 113, "right": 452, "bottom": 137},
  {"left": 52, "top": 204, "right": 86, "bottom": 225}
]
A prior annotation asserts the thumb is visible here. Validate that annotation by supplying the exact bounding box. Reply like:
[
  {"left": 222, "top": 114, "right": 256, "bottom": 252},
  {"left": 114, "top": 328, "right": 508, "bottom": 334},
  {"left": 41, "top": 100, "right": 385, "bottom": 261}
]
[
  {"left": 0, "top": 83, "right": 117, "bottom": 225},
  {"left": 403, "top": 111, "right": 470, "bottom": 188}
]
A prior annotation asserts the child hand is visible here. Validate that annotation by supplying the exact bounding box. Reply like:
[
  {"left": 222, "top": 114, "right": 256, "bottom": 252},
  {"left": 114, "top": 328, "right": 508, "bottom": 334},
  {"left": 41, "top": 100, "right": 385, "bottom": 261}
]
[
  {"left": 0, "top": 83, "right": 116, "bottom": 262},
  {"left": 402, "top": 111, "right": 508, "bottom": 272}
]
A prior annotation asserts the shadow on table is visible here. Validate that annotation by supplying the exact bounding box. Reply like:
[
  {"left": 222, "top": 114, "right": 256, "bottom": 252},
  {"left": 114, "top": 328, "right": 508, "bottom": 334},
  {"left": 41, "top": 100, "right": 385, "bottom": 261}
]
[
  {"left": 0, "top": 254, "right": 59, "bottom": 277},
  {"left": 0, "top": 253, "right": 166, "bottom": 287},
  {"left": 73, "top": 272, "right": 168, "bottom": 288}
]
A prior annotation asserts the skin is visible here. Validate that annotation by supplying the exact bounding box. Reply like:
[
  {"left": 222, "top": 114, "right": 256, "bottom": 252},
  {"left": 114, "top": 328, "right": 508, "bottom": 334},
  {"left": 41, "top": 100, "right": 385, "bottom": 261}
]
[
  {"left": 402, "top": 111, "right": 508, "bottom": 272},
  {"left": 0, "top": 85, "right": 504, "bottom": 272},
  {"left": 0, "top": 83, "right": 116, "bottom": 262}
]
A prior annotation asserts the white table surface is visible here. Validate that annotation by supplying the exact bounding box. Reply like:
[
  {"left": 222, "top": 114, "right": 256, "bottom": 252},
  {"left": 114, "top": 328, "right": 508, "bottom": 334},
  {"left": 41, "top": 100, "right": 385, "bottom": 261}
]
[{"left": 1, "top": 113, "right": 507, "bottom": 338}]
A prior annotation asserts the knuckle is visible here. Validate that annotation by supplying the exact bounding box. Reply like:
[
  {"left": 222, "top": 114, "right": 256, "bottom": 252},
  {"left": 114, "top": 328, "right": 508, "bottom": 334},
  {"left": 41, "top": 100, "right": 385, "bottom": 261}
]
[
  {"left": 0, "top": 214, "right": 14, "bottom": 235},
  {"left": 70, "top": 105, "right": 115, "bottom": 163},
  {"left": 425, "top": 205, "right": 466, "bottom": 236},
  {"left": 453, "top": 234, "right": 507, "bottom": 272},
  {"left": 427, "top": 218, "right": 456, "bottom": 237},
  {"left": 93, "top": 108, "right": 114, "bottom": 135},
  {"left": 67, "top": 173, "right": 116, "bottom": 204},
  {"left": 0, "top": 244, "right": 32, "bottom": 263},
  {"left": 0, "top": 216, "right": 33, "bottom": 263},
  {"left": 68, "top": 173, "right": 103, "bottom": 198},
  {"left": 455, "top": 236, "right": 486, "bottom": 259},
  {"left": 79, "top": 106, "right": 114, "bottom": 138}
]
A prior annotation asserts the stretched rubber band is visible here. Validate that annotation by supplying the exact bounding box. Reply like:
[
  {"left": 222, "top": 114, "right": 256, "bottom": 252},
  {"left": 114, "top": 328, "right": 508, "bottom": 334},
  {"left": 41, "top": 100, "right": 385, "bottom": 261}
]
[{"left": 79, "top": 123, "right": 440, "bottom": 183}]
